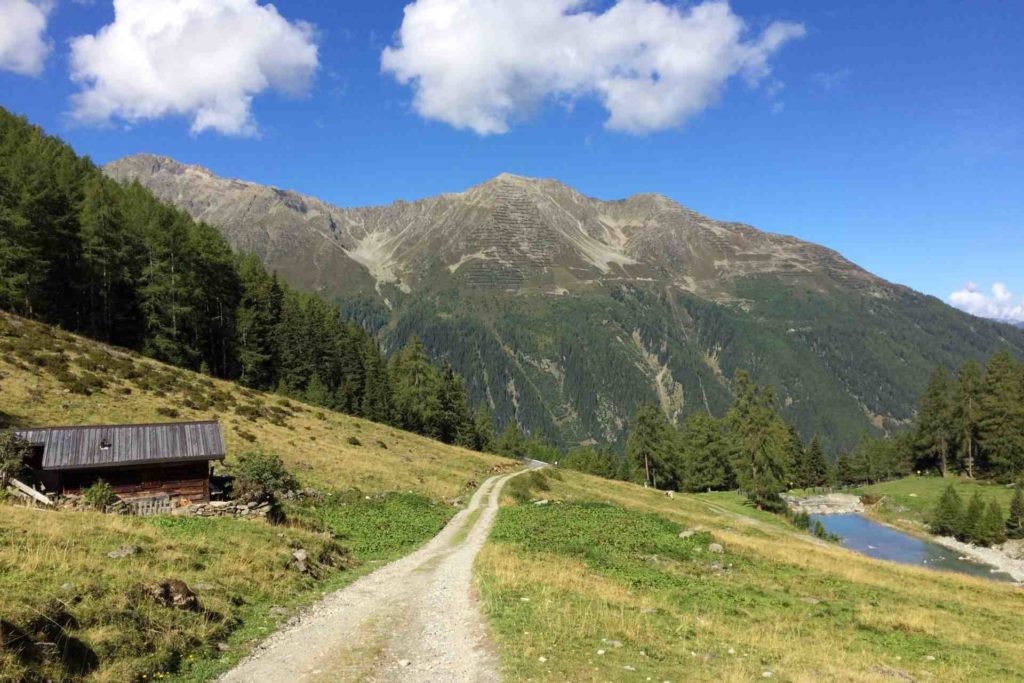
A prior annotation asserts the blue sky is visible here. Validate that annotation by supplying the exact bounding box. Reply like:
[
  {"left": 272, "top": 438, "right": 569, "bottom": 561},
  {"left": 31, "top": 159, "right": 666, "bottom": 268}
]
[{"left": 1, "top": 0, "right": 1022, "bottom": 319}]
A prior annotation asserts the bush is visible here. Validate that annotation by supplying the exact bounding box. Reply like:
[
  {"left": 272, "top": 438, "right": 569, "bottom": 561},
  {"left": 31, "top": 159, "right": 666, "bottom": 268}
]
[
  {"left": 0, "top": 432, "right": 30, "bottom": 485},
  {"left": 82, "top": 480, "right": 117, "bottom": 509},
  {"left": 156, "top": 406, "right": 180, "bottom": 418},
  {"left": 232, "top": 451, "right": 297, "bottom": 501},
  {"left": 346, "top": 436, "right": 361, "bottom": 446}
]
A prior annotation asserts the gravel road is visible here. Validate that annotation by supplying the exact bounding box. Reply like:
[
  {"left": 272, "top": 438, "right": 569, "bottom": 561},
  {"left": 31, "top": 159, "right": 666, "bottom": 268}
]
[{"left": 219, "top": 468, "right": 529, "bottom": 682}]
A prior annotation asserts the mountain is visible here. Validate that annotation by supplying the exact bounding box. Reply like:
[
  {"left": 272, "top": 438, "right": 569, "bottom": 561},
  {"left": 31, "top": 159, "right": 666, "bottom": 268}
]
[{"left": 105, "top": 154, "right": 1024, "bottom": 450}]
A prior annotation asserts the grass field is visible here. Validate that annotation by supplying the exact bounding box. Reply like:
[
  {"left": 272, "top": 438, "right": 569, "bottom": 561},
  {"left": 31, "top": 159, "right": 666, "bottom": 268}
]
[
  {"left": 853, "top": 476, "right": 1018, "bottom": 529},
  {"left": 477, "top": 469, "right": 1024, "bottom": 682},
  {"left": 0, "top": 311, "right": 512, "bottom": 501},
  {"left": 0, "top": 311, "right": 514, "bottom": 681}
]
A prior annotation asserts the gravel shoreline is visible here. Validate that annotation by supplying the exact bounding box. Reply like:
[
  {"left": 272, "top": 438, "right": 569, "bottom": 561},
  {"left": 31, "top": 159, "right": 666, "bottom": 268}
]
[{"left": 929, "top": 535, "right": 1024, "bottom": 583}]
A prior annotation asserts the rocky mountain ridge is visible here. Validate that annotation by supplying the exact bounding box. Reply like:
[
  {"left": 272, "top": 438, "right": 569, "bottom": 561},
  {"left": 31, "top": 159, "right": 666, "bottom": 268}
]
[
  {"left": 104, "top": 154, "right": 1024, "bottom": 450},
  {"left": 106, "top": 154, "right": 884, "bottom": 305}
]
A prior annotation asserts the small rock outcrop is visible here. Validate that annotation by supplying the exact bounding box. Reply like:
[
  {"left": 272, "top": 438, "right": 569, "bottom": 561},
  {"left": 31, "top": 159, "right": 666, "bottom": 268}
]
[
  {"left": 143, "top": 579, "right": 199, "bottom": 611},
  {"left": 782, "top": 493, "right": 865, "bottom": 515}
]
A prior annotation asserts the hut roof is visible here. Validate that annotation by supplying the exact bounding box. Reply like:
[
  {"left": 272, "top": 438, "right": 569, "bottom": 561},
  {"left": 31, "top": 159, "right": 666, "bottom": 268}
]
[{"left": 14, "top": 421, "right": 225, "bottom": 471}]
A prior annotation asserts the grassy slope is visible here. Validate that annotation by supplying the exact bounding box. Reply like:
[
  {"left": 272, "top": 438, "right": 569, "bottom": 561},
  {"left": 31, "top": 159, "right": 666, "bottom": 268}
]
[
  {"left": 477, "top": 470, "right": 1024, "bottom": 682},
  {"left": 0, "top": 311, "right": 514, "bottom": 681},
  {"left": 853, "top": 476, "right": 1017, "bottom": 529}
]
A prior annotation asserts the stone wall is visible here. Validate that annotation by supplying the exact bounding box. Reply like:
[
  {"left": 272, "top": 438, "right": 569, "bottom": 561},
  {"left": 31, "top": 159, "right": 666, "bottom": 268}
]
[{"left": 177, "top": 499, "right": 276, "bottom": 520}]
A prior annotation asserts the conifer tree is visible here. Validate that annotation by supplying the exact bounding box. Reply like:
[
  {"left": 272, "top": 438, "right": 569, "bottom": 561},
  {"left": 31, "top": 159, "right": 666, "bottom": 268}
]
[
  {"left": 806, "top": 440, "right": 831, "bottom": 489},
  {"left": 0, "top": 185, "right": 38, "bottom": 314},
  {"left": 304, "top": 374, "right": 330, "bottom": 407},
  {"left": 915, "top": 366, "right": 956, "bottom": 477},
  {"left": 626, "top": 402, "right": 673, "bottom": 489},
  {"left": 390, "top": 336, "right": 442, "bottom": 436},
  {"left": 360, "top": 337, "right": 393, "bottom": 424},
  {"left": 679, "top": 411, "right": 733, "bottom": 492},
  {"left": 495, "top": 421, "right": 526, "bottom": 459},
  {"left": 979, "top": 351, "right": 1024, "bottom": 478},
  {"left": 959, "top": 492, "right": 986, "bottom": 544},
  {"left": 1007, "top": 484, "right": 1024, "bottom": 540},
  {"left": 234, "top": 256, "right": 282, "bottom": 389},
  {"left": 978, "top": 499, "right": 1007, "bottom": 547},
  {"left": 725, "top": 372, "right": 791, "bottom": 508},
  {"left": 953, "top": 360, "right": 984, "bottom": 477},
  {"left": 472, "top": 405, "right": 497, "bottom": 453},
  {"left": 931, "top": 484, "right": 963, "bottom": 537},
  {"left": 834, "top": 452, "right": 854, "bottom": 486},
  {"left": 435, "top": 360, "right": 474, "bottom": 446}
]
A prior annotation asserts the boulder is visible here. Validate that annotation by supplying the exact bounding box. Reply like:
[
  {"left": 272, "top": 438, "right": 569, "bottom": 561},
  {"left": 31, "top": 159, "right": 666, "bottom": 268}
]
[
  {"left": 144, "top": 579, "right": 199, "bottom": 611},
  {"left": 107, "top": 545, "right": 140, "bottom": 559},
  {"left": 708, "top": 543, "right": 724, "bottom": 554},
  {"left": 292, "top": 548, "right": 309, "bottom": 573}
]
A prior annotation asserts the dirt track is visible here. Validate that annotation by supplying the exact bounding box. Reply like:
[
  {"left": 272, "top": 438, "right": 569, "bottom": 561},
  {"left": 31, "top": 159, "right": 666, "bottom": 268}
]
[{"left": 219, "top": 469, "right": 528, "bottom": 682}]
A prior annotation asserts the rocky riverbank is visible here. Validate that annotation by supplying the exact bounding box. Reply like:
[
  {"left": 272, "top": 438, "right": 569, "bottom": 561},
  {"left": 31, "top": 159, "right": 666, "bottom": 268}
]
[
  {"left": 929, "top": 536, "right": 1024, "bottom": 583},
  {"left": 782, "top": 493, "right": 865, "bottom": 515}
]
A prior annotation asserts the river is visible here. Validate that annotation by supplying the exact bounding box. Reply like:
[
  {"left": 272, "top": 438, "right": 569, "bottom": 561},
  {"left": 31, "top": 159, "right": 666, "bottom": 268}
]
[{"left": 810, "top": 514, "right": 1016, "bottom": 583}]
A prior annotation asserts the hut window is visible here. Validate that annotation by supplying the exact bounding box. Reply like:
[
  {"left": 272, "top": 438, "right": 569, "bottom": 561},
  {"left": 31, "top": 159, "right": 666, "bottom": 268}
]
[{"left": 99, "top": 438, "right": 112, "bottom": 450}]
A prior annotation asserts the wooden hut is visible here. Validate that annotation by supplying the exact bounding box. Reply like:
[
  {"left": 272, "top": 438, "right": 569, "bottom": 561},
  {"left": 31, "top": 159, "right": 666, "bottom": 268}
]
[{"left": 14, "top": 421, "right": 225, "bottom": 502}]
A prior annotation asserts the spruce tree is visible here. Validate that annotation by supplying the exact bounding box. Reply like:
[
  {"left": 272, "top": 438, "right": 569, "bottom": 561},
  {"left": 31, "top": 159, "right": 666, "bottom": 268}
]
[
  {"left": 953, "top": 360, "right": 984, "bottom": 477},
  {"left": 679, "top": 411, "right": 733, "bottom": 492},
  {"left": 360, "top": 337, "right": 393, "bottom": 424},
  {"left": 931, "top": 484, "right": 963, "bottom": 537},
  {"left": 978, "top": 500, "right": 1007, "bottom": 547},
  {"left": 1007, "top": 484, "right": 1024, "bottom": 540},
  {"left": 725, "top": 372, "right": 791, "bottom": 508},
  {"left": 495, "top": 421, "right": 526, "bottom": 459},
  {"left": 959, "top": 492, "right": 986, "bottom": 544},
  {"left": 234, "top": 255, "right": 282, "bottom": 389},
  {"left": 472, "top": 405, "right": 497, "bottom": 453},
  {"left": 304, "top": 374, "right": 330, "bottom": 407},
  {"left": 834, "top": 452, "right": 854, "bottom": 486},
  {"left": 915, "top": 366, "right": 956, "bottom": 477},
  {"left": 389, "top": 336, "right": 442, "bottom": 437},
  {"left": 626, "top": 402, "right": 673, "bottom": 489},
  {"left": 979, "top": 351, "right": 1024, "bottom": 478},
  {"left": 435, "top": 361, "right": 474, "bottom": 446},
  {"left": 804, "top": 437, "right": 830, "bottom": 489}
]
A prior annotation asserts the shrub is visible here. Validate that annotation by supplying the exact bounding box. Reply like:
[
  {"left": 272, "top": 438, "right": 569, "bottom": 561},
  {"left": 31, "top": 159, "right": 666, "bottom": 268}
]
[
  {"left": 82, "top": 480, "right": 117, "bottom": 509},
  {"left": 232, "top": 451, "right": 297, "bottom": 501},
  {"left": 0, "top": 432, "right": 30, "bottom": 485},
  {"left": 156, "top": 406, "right": 180, "bottom": 419},
  {"left": 347, "top": 436, "right": 362, "bottom": 446},
  {"left": 235, "top": 404, "right": 263, "bottom": 422}
]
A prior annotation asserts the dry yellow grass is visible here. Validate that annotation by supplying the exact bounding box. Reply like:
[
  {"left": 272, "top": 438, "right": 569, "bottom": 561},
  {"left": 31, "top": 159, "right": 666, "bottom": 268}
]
[
  {"left": 0, "top": 311, "right": 516, "bottom": 681},
  {"left": 0, "top": 310, "right": 514, "bottom": 500},
  {"left": 478, "top": 470, "right": 1024, "bottom": 682}
]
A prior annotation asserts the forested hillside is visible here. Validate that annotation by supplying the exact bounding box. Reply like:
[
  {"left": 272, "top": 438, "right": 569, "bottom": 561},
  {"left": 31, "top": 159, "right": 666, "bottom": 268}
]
[{"left": 0, "top": 108, "right": 507, "bottom": 451}]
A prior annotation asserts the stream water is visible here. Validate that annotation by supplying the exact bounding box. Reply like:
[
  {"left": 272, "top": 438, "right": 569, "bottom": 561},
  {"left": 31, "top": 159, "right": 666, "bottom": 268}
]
[{"left": 810, "top": 514, "right": 1015, "bottom": 582}]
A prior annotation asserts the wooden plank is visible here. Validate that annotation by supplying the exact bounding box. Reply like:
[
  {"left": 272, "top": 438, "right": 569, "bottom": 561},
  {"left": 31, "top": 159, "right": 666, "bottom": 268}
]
[{"left": 8, "top": 478, "right": 53, "bottom": 506}]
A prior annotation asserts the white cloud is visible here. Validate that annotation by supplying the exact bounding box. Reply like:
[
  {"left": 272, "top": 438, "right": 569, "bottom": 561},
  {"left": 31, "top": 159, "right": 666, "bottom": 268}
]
[
  {"left": 949, "top": 282, "right": 1024, "bottom": 322},
  {"left": 69, "top": 0, "right": 319, "bottom": 136},
  {"left": 381, "top": 0, "right": 804, "bottom": 135},
  {"left": 0, "top": 0, "right": 52, "bottom": 76}
]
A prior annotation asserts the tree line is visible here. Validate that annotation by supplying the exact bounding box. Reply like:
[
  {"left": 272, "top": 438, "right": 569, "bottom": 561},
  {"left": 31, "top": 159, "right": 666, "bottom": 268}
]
[
  {"left": 0, "top": 107, "right": 513, "bottom": 450},
  {"left": 561, "top": 370, "right": 831, "bottom": 509},
  {"left": 931, "top": 483, "right": 1024, "bottom": 547},
  {"left": 911, "top": 351, "right": 1024, "bottom": 480},
  {"left": 566, "top": 347, "right": 1024, "bottom": 509}
]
